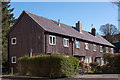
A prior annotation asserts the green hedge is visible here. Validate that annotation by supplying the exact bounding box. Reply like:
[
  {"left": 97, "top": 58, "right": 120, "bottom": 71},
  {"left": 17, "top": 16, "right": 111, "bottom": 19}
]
[
  {"left": 102, "top": 53, "right": 120, "bottom": 73},
  {"left": 17, "top": 54, "right": 79, "bottom": 78}
]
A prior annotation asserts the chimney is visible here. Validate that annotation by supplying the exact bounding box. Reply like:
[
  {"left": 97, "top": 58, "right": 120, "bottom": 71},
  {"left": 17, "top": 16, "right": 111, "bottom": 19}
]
[
  {"left": 58, "top": 19, "right": 60, "bottom": 26},
  {"left": 76, "top": 21, "right": 82, "bottom": 33},
  {"left": 91, "top": 28, "right": 96, "bottom": 36}
]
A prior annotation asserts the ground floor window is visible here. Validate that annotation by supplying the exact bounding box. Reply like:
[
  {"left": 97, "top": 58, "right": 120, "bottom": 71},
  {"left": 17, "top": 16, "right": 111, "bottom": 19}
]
[
  {"left": 96, "top": 57, "right": 104, "bottom": 66},
  {"left": 11, "top": 56, "right": 16, "bottom": 63},
  {"left": 85, "top": 58, "right": 89, "bottom": 65}
]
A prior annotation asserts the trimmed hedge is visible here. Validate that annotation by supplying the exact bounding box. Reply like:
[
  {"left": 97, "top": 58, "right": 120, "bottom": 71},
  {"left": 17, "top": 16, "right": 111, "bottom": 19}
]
[{"left": 17, "top": 54, "right": 79, "bottom": 78}]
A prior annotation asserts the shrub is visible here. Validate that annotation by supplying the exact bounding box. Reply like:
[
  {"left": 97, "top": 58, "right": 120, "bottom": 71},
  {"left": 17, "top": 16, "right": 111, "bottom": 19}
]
[
  {"left": 87, "top": 70, "right": 93, "bottom": 73},
  {"left": 89, "top": 62, "right": 99, "bottom": 68},
  {"left": 89, "top": 62, "right": 99, "bottom": 72},
  {"left": 103, "top": 53, "right": 120, "bottom": 73},
  {"left": 17, "top": 54, "right": 79, "bottom": 78}
]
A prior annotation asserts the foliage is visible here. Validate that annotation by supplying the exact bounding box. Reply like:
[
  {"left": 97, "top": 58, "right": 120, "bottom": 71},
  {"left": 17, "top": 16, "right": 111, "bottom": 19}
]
[
  {"left": 89, "top": 62, "right": 99, "bottom": 68},
  {"left": 87, "top": 70, "right": 94, "bottom": 73},
  {"left": 89, "top": 62, "right": 99, "bottom": 72},
  {"left": 102, "top": 53, "right": 120, "bottom": 73},
  {"left": 17, "top": 54, "right": 79, "bottom": 78},
  {"left": 2, "top": 2, "right": 15, "bottom": 72},
  {"left": 99, "top": 23, "right": 118, "bottom": 43}
]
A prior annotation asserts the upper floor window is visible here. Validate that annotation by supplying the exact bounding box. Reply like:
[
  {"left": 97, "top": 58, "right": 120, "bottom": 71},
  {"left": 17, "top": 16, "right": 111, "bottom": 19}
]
[
  {"left": 49, "top": 35, "right": 56, "bottom": 45},
  {"left": 76, "top": 40, "right": 80, "bottom": 48},
  {"left": 64, "top": 38, "right": 69, "bottom": 47},
  {"left": 11, "top": 56, "right": 16, "bottom": 63},
  {"left": 111, "top": 48, "right": 114, "bottom": 53},
  {"left": 11, "top": 38, "right": 17, "bottom": 45},
  {"left": 100, "top": 46, "right": 103, "bottom": 52},
  {"left": 106, "top": 47, "right": 108, "bottom": 53},
  {"left": 85, "top": 43, "right": 89, "bottom": 50},
  {"left": 93, "top": 44, "right": 96, "bottom": 51}
]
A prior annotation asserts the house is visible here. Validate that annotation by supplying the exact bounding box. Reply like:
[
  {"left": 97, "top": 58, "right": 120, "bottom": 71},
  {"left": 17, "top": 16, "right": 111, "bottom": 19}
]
[
  {"left": 8, "top": 11, "right": 114, "bottom": 73},
  {"left": 113, "top": 42, "right": 120, "bottom": 53}
]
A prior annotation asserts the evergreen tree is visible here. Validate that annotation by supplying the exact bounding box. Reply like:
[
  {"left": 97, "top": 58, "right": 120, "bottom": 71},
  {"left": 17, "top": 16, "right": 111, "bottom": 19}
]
[{"left": 2, "top": 2, "right": 15, "bottom": 69}]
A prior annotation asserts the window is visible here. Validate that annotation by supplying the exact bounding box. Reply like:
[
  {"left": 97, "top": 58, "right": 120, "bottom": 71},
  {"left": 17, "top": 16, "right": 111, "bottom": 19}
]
[
  {"left": 85, "top": 43, "right": 89, "bottom": 50},
  {"left": 80, "top": 57, "right": 84, "bottom": 61},
  {"left": 49, "top": 35, "right": 56, "bottom": 45},
  {"left": 106, "top": 47, "right": 108, "bottom": 53},
  {"left": 111, "top": 48, "right": 114, "bottom": 53},
  {"left": 85, "top": 58, "right": 89, "bottom": 64},
  {"left": 11, "top": 56, "right": 16, "bottom": 63},
  {"left": 64, "top": 38, "right": 69, "bottom": 47},
  {"left": 100, "top": 46, "right": 103, "bottom": 52},
  {"left": 76, "top": 40, "right": 80, "bottom": 48},
  {"left": 96, "top": 58, "right": 101, "bottom": 65},
  {"left": 11, "top": 38, "right": 17, "bottom": 45},
  {"left": 101, "top": 58, "right": 104, "bottom": 66},
  {"left": 93, "top": 44, "right": 96, "bottom": 51}
]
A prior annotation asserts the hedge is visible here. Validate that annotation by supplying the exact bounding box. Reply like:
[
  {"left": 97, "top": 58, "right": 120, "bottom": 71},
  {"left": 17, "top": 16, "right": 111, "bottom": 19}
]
[
  {"left": 102, "top": 53, "right": 120, "bottom": 73},
  {"left": 17, "top": 54, "right": 79, "bottom": 78}
]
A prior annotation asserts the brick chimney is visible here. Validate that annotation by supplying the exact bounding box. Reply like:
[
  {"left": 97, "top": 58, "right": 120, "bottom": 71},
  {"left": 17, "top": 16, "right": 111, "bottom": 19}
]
[
  {"left": 76, "top": 21, "right": 82, "bottom": 33},
  {"left": 91, "top": 28, "right": 96, "bottom": 36}
]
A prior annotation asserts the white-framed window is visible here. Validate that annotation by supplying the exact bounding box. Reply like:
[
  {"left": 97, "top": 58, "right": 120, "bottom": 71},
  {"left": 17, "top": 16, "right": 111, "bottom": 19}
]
[
  {"left": 111, "top": 48, "right": 114, "bottom": 53},
  {"left": 85, "top": 43, "right": 89, "bottom": 50},
  {"left": 100, "top": 46, "right": 103, "bottom": 52},
  {"left": 11, "top": 38, "right": 17, "bottom": 45},
  {"left": 85, "top": 58, "right": 89, "bottom": 64},
  {"left": 11, "top": 56, "right": 16, "bottom": 63},
  {"left": 63, "top": 38, "right": 69, "bottom": 47},
  {"left": 93, "top": 44, "right": 96, "bottom": 51},
  {"left": 101, "top": 58, "right": 104, "bottom": 66},
  {"left": 76, "top": 40, "right": 80, "bottom": 48},
  {"left": 106, "top": 47, "right": 108, "bottom": 53},
  {"left": 49, "top": 35, "right": 56, "bottom": 45}
]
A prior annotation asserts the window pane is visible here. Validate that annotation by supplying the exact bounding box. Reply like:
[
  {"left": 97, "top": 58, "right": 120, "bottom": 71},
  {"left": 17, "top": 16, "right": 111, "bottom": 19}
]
[
  {"left": 93, "top": 44, "right": 96, "bottom": 51},
  {"left": 85, "top": 43, "right": 88, "bottom": 49},
  {"left": 50, "top": 36, "right": 52, "bottom": 44},
  {"left": 13, "top": 58, "right": 16, "bottom": 62},
  {"left": 64, "top": 39, "right": 69, "bottom": 47},
  {"left": 66, "top": 40, "right": 68, "bottom": 46},
  {"left": 76, "top": 41, "right": 80, "bottom": 48},
  {"left": 53, "top": 37, "right": 55, "bottom": 44},
  {"left": 100, "top": 46, "right": 103, "bottom": 52},
  {"left": 106, "top": 47, "right": 108, "bottom": 53},
  {"left": 64, "top": 39, "right": 66, "bottom": 46},
  {"left": 13, "top": 39, "right": 16, "bottom": 43}
]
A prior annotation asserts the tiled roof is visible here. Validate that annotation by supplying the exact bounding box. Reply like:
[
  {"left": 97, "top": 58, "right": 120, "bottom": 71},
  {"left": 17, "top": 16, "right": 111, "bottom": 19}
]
[{"left": 25, "top": 11, "right": 114, "bottom": 47}]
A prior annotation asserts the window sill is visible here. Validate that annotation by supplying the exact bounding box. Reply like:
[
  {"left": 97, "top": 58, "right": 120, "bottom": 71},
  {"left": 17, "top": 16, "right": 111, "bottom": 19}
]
[
  {"left": 49, "top": 44, "right": 56, "bottom": 46},
  {"left": 12, "top": 62, "right": 16, "bottom": 64},
  {"left": 64, "top": 46, "right": 69, "bottom": 47}
]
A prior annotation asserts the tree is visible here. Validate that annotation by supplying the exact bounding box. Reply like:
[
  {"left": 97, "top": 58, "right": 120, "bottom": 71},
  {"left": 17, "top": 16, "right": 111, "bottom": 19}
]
[
  {"left": 2, "top": 2, "right": 15, "bottom": 70},
  {"left": 99, "top": 23, "right": 118, "bottom": 43}
]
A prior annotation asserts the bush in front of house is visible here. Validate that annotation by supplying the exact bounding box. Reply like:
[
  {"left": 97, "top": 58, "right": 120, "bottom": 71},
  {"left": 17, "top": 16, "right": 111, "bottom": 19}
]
[
  {"left": 89, "top": 62, "right": 99, "bottom": 72},
  {"left": 17, "top": 54, "right": 79, "bottom": 78},
  {"left": 102, "top": 53, "right": 120, "bottom": 73}
]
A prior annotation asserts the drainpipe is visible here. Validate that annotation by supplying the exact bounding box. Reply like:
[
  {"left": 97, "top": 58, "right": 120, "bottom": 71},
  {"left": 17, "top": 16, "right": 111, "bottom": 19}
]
[{"left": 72, "top": 38, "right": 74, "bottom": 55}]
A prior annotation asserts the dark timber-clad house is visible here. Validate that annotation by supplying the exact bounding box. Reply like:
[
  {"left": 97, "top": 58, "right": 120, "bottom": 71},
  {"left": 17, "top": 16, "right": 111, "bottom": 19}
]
[{"left": 8, "top": 11, "right": 114, "bottom": 73}]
